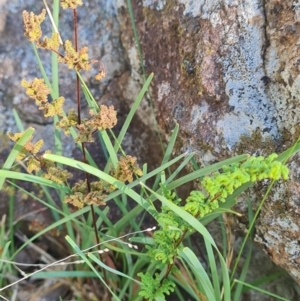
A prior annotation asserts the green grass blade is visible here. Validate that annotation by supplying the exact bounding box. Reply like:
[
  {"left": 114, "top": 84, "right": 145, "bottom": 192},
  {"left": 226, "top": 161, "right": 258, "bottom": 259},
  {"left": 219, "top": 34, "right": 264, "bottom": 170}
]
[
  {"left": 0, "top": 170, "right": 70, "bottom": 192},
  {"left": 78, "top": 75, "right": 117, "bottom": 167},
  {"left": 12, "top": 109, "right": 24, "bottom": 131},
  {"left": 233, "top": 242, "right": 252, "bottom": 301},
  {"left": 190, "top": 156, "right": 200, "bottom": 170},
  {"left": 200, "top": 183, "right": 250, "bottom": 226},
  {"left": 230, "top": 180, "right": 276, "bottom": 284},
  {"left": 73, "top": 74, "right": 118, "bottom": 168},
  {"left": 219, "top": 251, "right": 231, "bottom": 301},
  {"left": 170, "top": 273, "right": 199, "bottom": 300},
  {"left": 142, "top": 183, "right": 231, "bottom": 300},
  {"left": 105, "top": 152, "right": 187, "bottom": 202},
  {"left": 168, "top": 154, "right": 249, "bottom": 190},
  {"left": 54, "top": 115, "right": 62, "bottom": 155},
  {"left": 141, "top": 183, "right": 217, "bottom": 247},
  {"left": 233, "top": 200, "right": 254, "bottom": 301},
  {"left": 129, "top": 236, "right": 154, "bottom": 245},
  {"left": 0, "top": 127, "right": 35, "bottom": 190},
  {"left": 205, "top": 241, "right": 221, "bottom": 301},
  {"left": 178, "top": 247, "right": 215, "bottom": 300},
  {"left": 102, "top": 131, "right": 118, "bottom": 170},
  {"left": 11, "top": 206, "right": 90, "bottom": 259},
  {"left": 233, "top": 279, "right": 291, "bottom": 301},
  {"left": 245, "top": 272, "right": 283, "bottom": 292},
  {"left": 65, "top": 236, "right": 120, "bottom": 300},
  {"left": 127, "top": 0, "right": 166, "bottom": 165},
  {"left": 114, "top": 73, "right": 154, "bottom": 154},
  {"left": 98, "top": 132, "right": 109, "bottom": 161},
  {"left": 126, "top": 0, "right": 146, "bottom": 79},
  {"left": 8, "top": 183, "right": 15, "bottom": 250},
  {"left": 243, "top": 271, "right": 284, "bottom": 292},
  {"left": 113, "top": 204, "right": 147, "bottom": 234},
  {"left": 218, "top": 215, "right": 228, "bottom": 259},
  {"left": 165, "top": 153, "right": 194, "bottom": 184},
  {"left": 0, "top": 242, "right": 11, "bottom": 272},
  {"left": 77, "top": 71, "right": 99, "bottom": 111},
  {"left": 94, "top": 206, "right": 113, "bottom": 230},
  {"left": 43, "top": 153, "right": 154, "bottom": 213},
  {"left": 81, "top": 81, "right": 97, "bottom": 111},
  {"left": 52, "top": 0, "right": 59, "bottom": 28},
  {"left": 88, "top": 253, "right": 141, "bottom": 284},
  {"left": 32, "top": 271, "right": 98, "bottom": 278},
  {"left": 277, "top": 138, "right": 300, "bottom": 163},
  {"left": 0, "top": 241, "right": 12, "bottom": 289},
  {"left": 153, "top": 123, "right": 179, "bottom": 190},
  {"left": 31, "top": 44, "right": 54, "bottom": 98},
  {"left": 7, "top": 180, "right": 61, "bottom": 222}
]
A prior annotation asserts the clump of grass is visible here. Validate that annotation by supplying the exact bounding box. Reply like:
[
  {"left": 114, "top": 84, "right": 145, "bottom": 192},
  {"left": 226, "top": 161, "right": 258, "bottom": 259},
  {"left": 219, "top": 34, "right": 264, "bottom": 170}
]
[{"left": 0, "top": 1, "right": 299, "bottom": 301}]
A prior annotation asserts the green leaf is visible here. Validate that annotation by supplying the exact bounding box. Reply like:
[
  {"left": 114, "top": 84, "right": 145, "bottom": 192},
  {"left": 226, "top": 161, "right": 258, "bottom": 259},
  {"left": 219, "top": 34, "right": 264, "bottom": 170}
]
[
  {"left": 0, "top": 170, "right": 70, "bottom": 192},
  {"left": 233, "top": 279, "right": 292, "bottom": 301},
  {"left": 76, "top": 72, "right": 118, "bottom": 169},
  {"left": 178, "top": 247, "right": 215, "bottom": 300},
  {"left": 12, "top": 109, "right": 24, "bottom": 131},
  {"left": 65, "top": 235, "right": 120, "bottom": 300},
  {"left": 0, "top": 127, "right": 35, "bottom": 190},
  {"left": 153, "top": 123, "right": 179, "bottom": 190},
  {"left": 42, "top": 153, "right": 153, "bottom": 213},
  {"left": 114, "top": 73, "right": 154, "bottom": 154},
  {"left": 168, "top": 154, "right": 249, "bottom": 190},
  {"left": 88, "top": 253, "right": 141, "bottom": 284},
  {"left": 205, "top": 241, "right": 221, "bottom": 301}
]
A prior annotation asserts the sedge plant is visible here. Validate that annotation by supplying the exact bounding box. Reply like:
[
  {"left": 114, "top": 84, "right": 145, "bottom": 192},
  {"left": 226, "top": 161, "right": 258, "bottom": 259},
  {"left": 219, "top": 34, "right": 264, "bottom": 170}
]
[{"left": 0, "top": 0, "right": 300, "bottom": 301}]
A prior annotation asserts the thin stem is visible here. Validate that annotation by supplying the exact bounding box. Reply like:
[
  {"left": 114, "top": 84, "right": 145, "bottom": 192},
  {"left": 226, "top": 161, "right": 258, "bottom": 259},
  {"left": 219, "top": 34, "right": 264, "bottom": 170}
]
[
  {"left": 230, "top": 181, "right": 275, "bottom": 286},
  {"left": 72, "top": 7, "right": 110, "bottom": 297},
  {"left": 73, "top": 9, "right": 78, "bottom": 52},
  {"left": 73, "top": 9, "right": 81, "bottom": 124},
  {"left": 42, "top": 0, "right": 63, "bottom": 45}
]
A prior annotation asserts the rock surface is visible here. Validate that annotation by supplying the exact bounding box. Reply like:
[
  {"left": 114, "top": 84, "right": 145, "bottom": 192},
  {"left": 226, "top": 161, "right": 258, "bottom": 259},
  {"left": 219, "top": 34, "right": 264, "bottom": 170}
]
[
  {"left": 0, "top": 0, "right": 300, "bottom": 299},
  {"left": 115, "top": 0, "right": 300, "bottom": 287},
  {"left": 0, "top": 0, "right": 161, "bottom": 179},
  {"left": 0, "top": 0, "right": 162, "bottom": 256}
]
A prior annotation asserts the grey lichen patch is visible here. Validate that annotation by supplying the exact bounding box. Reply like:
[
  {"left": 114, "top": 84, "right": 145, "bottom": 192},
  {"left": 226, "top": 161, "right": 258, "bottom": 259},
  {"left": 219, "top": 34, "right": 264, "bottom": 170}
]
[
  {"left": 264, "top": 0, "right": 300, "bottom": 146},
  {"left": 217, "top": 77, "right": 280, "bottom": 148},
  {"left": 142, "top": 0, "right": 166, "bottom": 11}
]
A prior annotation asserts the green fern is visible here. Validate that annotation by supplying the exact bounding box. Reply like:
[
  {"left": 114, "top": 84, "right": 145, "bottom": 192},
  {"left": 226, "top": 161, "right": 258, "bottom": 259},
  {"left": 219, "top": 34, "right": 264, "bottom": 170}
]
[
  {"left": 138, "top": 272, "right": 175, "bottom": 301},
  {"left": 139, "top": 153, "right": 289, "bottom": 300}
]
